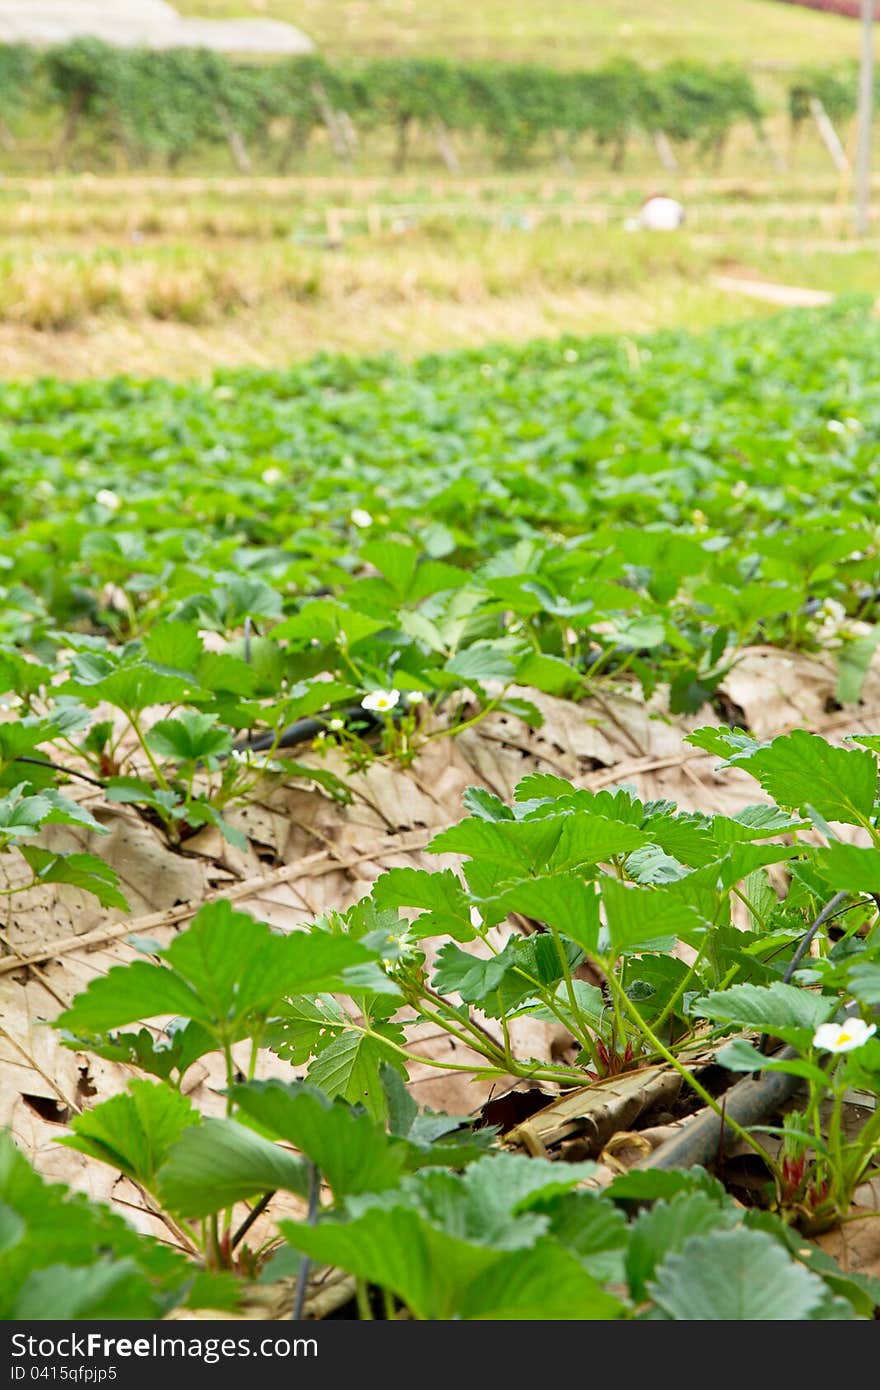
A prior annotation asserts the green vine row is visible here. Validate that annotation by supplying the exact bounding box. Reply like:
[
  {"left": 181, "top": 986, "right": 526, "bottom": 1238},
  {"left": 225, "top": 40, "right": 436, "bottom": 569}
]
[{"left": 0, "top": 41, "right": 862, "bottom": 172}]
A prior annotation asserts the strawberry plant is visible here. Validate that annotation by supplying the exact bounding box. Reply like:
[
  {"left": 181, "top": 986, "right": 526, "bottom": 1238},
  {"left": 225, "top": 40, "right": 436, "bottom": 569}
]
[
  {"left": 44, "top": 726, "right": 880, "bottom": 1269},
  {"left": 6, "top": 306, "right": 880, "bottom": 1320}
]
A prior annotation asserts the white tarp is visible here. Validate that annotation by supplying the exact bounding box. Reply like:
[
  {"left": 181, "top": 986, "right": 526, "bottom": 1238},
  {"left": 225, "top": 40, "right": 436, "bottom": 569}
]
[{"left": 0, "top": 1, "right": 314, "bottom": 53}]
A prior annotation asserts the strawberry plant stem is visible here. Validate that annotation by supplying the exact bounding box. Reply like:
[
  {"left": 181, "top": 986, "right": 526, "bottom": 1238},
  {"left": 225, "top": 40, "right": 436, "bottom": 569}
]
[
  {"left": 355, "top": 1279, "right": 373, "bottom": 1320},
  {"left": 604, "top": 965, "right": 782, "bottom": 1179},
  {"left": 129, "top": 712, "right": 171, "bottom": 793}
]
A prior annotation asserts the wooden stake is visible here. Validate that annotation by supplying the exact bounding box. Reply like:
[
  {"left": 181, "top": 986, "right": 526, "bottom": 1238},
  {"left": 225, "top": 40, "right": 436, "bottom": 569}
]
[{"left": 809, "top": 96, "right": 849, "bottom": 174}]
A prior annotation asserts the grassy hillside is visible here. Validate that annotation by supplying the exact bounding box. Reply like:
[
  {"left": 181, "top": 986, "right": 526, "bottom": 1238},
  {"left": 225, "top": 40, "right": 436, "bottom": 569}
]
[{"left": 180, "top": 0, "right": 871, "bottom": 69}]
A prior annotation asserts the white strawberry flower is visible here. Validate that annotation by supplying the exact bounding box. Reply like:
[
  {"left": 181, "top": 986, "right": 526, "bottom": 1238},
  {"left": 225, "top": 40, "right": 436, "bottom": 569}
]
[
  {"left": 328, "top": 718, "right": 345, "bottom": 732},
  {"left": 96, "top": 489, "right": 121, "bottom": 512},
  {"left": 351, "top": 508, "right": 373, "bottom": 528},
  {"left": 362, "top": 689, "right": 400, "bottom": 714},
  {"left": 818, "top": 598, "right": 846, "bottom": 625},
  {"left": 812, "top": 1018, "right": 877, "bottom": 1054},
  {"left": 404, "top": 691, "right": 423, "bottom": 706},
  {"left": 261, "top": 467, "right": 283, "bottom": 486}
]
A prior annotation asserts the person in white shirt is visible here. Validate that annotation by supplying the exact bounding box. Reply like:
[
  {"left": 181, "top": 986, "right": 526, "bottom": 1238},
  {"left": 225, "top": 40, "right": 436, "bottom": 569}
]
[{"left": 636, "top": 194, "right": 685, "bottom": 230}]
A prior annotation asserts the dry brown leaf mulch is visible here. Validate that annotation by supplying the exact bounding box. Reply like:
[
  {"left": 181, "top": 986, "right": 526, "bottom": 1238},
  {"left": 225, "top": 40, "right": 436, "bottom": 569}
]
[{"left": 3, "top": 644, "right": 880, "bottom": 1238}]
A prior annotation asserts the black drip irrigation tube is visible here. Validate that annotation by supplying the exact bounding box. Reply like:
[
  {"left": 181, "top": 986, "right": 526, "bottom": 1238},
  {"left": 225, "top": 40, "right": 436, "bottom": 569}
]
[
  {"left": 231, "top": 705, "right": 379, "bottom": 756},
  {"left": 12, "top": 704, "right": 382, "bottom": 788},
  {"left": 638, "top": 1049, "right": 801, "bottom": 1174},
  {"left": 639, "top": 890, "right": 853, "bottom": 1176}
]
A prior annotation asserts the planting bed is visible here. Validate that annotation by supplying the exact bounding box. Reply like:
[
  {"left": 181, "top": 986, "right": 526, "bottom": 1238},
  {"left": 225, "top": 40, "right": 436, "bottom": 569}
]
[{"left": 3, "top": 302, "right": 880, "bottom": 1320}]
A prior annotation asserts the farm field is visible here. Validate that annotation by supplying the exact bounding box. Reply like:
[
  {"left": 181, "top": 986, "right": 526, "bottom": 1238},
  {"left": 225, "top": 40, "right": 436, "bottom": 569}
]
[
  {"left": 2, "top": 173, "right": 880, "bottom": 375},
  {"left": 5, "top": 300, "right": 880, "bottom": 1319},
  {"left": 5, "top": 0, "right": 880, "bottom": 1333}
]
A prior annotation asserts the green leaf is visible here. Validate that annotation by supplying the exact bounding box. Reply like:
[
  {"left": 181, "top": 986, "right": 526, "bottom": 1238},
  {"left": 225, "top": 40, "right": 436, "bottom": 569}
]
[
  {"left": 13, "top": 1260, "right": 158, "bottom": 1320},
  {"left": 0, "top": 717, "right": 63, "bottom": 764},
  {"left": 267, "top": 993, "right": 347, "bottom": 1065},
  {"left": 105, "top": 776, "right": 180, "bottom": 816},
  {"left": 712, "top": 805, "right": 810, "bottom": 843},
  {"left": 71, "top": 664, "right": 202, "bottom": 713},
  {"left": 58, "top": 1019, "right": 216, "bottom": 1084},
  {"left": 550, "top": 816, "right": 648, "bottom": 869},
  {"left": 601, "top": 878, "right": 703, "bottom": 954},
  {"left": 516, "top": 651, "right": 582, "bottom": 697},
  {"left": 0, "top": 1202, "right": 24, "bottom": 1253},
  {"left": 627, "top": 1192, "right": 734, "bottom": 1302},
  {"left": 274, "top": 600, "right": 385, "bottom": 649},
  {"left": 499, "top": 936, "right": 587, "bottom": 1020},
  {"left": 546, "top": 1193, "right": 629, "bottom": 1281},
  {"left": 744, "top": 1209, "right": 880, "bottom": 1318},
  {"left": 0, "top": 1131, "right": 198, "bottom": 1318},
  {"left": 457, "top": 1239, "right": 624, "bottom": 1320},
  {"left": 306, "top": 1027, "right": 406, "bottom": 1123},
  {"left": 18, "top": 847, "right": 127, "bottom": 910},
  {"left": 371, "top": 867, "right": 475, "bottom": 942},
  {"left": 229, "top": 1081, "right": 408, "bottom": 1200},
  {"left": 280, "top": 1209, "right": 621, "bottom": 1320},
  {"left": 515, "top": 772, "right": 575, "bottom": 801},
  {"left": 837, "top": 628, "right": 880, "bottom": 705},
  {"left": 461, "top": 786, "right": 514, "bottom": 821},
  {"left": 624, "top": 843, "right": 689, "bottom": 885},
  {"left": 42, "top": 792, "right": 107, "bottom": 834},
  {"left": 848, "top": 960, "right": 880, "bottom": 1008},
  {"left": 55, "top": 901, "right": 373, "bottom": 1037},
  {"left": 445, "top": 641, "right": 517, "bottom": 685},
  {"left": 608, "top": 1167, "right": 727, "bottom": 1204},
  {"left": 58, "top": 1081, "right": 200, "bottom": 1191},
  {"left": 715, "top": 1038, "right": 829, "bottom": 1089},
  {"left": 498, "top": 696, "right": 543, "bottom": 727},
  {"left": 226, "top": 635, "right": 284, "bottom": 690},
  {"left": 431, "top": 940, "right": 518, "bottom": 1005},
  {"left": 196, "top": 650, "right": 259, "bottom": 697},
  {"left": 649, "top": 1227, "right": 830, "bottom": 1320},
  {"left": 158, "top": 900, "right": 374, "bottom": 1030},
  {"left": 146, "top": 711, "right": 232, "bottom": 762},
  {"left": 614, "top": 614, "right": 666, "bottom": 649},
  {"left": 737, "top": 730, "right": 877, "bottom": 827},
  {"left": 399, "top": 609, "right": 447, "bottom": 652},
  {"left": 0, "top": 784, "right": 52, "bottom": 839},
  {"left": 157, "top": 1117, "right": 308, "bottom": 1219},
  {"left": 360, "top": 540, "right": 418, "bottom": 596},
  {"left": 685, "top": 725, "right": 762, "bottom": 761},
  {"left": 280, "top": 1207, "right": 494, "bottom": 1321},
  {"left": 430, "top": 814, "right": 644, "bottom": 873},
  {"left": 455, "top": 1152, "right": 599, "bottom": 1233},
  {"left": 144, "top": 621, "right": 203, "bottom": 673},
  {"left": 429, "top": 815, "right": 565, "bottom": 871},
  {"left": 55, "top": 960, "right": 204, "bottom": 1034},
  {"left": 489, "top": 874, "right": 600, "bottom": 952},
  {"left": 813, "top": 841, "right": 880, "bottom": 892},
  {"left": 693, "top": 981, "right": 836, "bottom": 1043}
]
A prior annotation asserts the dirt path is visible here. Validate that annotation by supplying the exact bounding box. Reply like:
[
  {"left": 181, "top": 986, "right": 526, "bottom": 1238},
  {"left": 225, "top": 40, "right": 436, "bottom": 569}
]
[{"left": 713, "top": 273, "right": 835, "bottom": 307}]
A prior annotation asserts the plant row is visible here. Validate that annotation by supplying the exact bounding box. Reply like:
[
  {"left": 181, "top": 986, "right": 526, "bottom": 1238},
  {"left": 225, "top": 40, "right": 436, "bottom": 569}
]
[
  {"left": 6, "top": 724, "right": 880, "bottom": 1317},
  {"left": 0, "top": 41, "right": 843, "bottom": 171},
  {"left": 0, "top": 301, "right": 877, "bottom": 903}
]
